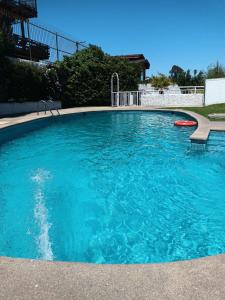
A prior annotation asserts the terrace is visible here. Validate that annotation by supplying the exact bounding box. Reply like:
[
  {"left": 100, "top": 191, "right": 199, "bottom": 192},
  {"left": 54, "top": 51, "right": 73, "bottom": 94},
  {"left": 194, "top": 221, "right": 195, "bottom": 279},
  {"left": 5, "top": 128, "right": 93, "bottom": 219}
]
[{"left": 0, "top": 0, "right": 37, "bottom": 19}]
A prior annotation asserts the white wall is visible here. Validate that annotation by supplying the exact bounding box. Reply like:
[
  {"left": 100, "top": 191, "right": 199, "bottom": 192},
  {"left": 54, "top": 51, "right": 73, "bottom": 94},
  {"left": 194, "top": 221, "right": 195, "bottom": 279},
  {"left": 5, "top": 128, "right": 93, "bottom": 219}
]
[
  {"left": 139, "top": 84, "right": 182, "bottom": 94},
  {"left": 141, "top": 94, "right": 204, "bottom": 107},
  {"left": 205, "top": 78, "right": 225, "bottom": 106},
  {"left": 0, "top": 101, "right": 61, "bottom": 116}
]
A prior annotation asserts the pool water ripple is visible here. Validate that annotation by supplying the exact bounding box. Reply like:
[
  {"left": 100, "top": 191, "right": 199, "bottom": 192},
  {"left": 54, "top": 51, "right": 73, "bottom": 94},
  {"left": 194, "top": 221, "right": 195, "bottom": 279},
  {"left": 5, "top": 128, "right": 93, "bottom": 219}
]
[{"left": 0, "top": 112, "right": 225, "bottom": 264}]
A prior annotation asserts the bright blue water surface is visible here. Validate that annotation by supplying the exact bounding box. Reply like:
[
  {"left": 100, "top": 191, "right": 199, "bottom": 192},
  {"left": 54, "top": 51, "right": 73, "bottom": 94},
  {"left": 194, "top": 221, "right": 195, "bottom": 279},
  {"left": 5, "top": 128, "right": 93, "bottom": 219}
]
[{"left": 0, "top": 111, "right": 225, "bottom": 264}]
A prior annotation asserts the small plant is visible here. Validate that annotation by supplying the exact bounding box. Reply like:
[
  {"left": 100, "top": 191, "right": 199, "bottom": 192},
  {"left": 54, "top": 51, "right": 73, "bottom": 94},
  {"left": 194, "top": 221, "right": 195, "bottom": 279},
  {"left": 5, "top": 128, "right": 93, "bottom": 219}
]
[{"left": 151, "top": 74, "right": 171, "bottom": 93}]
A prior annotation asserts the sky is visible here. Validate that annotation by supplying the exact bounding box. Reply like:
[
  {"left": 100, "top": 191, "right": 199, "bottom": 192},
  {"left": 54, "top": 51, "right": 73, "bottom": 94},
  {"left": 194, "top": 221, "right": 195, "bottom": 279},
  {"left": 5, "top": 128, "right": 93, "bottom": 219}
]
[{"left": 37, "top": 0, "right": 225, "bottom": 76}]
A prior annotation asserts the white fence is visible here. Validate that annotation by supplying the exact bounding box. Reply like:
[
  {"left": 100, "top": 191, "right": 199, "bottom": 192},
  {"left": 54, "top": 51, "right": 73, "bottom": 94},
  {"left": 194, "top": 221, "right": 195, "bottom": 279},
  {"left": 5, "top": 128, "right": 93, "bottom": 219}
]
[
  {"left": 205, "top": 78, "right": 225, "bottom": 106},
  {"left": 179, "top": 86, "right": 205, "bottom": 94},
  {"left": 112, "top": 78, "right": 225, "bottom": 107},
  {"left": 111, "top": 91, "right": 142, "bottom": 106},
  {"left": 139, "top": 85, "right": 204, "bottom": 95},
  {"left": 111, "top": 87, "right": 205, "bottom": 107}
]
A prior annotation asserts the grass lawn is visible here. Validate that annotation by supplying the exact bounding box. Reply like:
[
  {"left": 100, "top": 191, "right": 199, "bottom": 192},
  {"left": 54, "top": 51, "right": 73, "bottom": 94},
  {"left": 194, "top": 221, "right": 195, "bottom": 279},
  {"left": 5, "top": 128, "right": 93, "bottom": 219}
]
[{"left": 180, "top": 104, "right": 225, "bottom": 121}]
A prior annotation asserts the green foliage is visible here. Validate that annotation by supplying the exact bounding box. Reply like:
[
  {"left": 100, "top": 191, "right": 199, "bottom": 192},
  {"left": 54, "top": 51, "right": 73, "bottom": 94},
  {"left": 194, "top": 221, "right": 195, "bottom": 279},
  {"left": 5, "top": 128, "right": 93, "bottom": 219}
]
[
  {"left": 207, "top": 62, "right": 225, "bottom": 79},
  {"left": 0, "top": 29, "right": 15, "bottom": 58},
  {"left": 43, "top": 66, "right": 62, "bottom": 100},
  {"left": 5, "top": 44, "right": 225, "bottom": 108},
  {"left": 53, "top": 45, "right": 141, "bottom": 107},
  {"left": 0, "top": 30, "right": 5, "bottom": 57},
  {"left": 0, "top": 45, "right": 140, "bottom": 106},
  {"left": 0, "top": 58, "right": 60, "bottom": 102},
  {"left": 151, "top": 74, "right": 171, "bottom": 90},
  {"left": 169, "top": 65, "right": 205, "bottom": 86},
  {"left": 180, "top": 104, "right": 225, "bottom": 120},
  {"left": 0, "top": 27, "right": 61, "bottom": 103}
]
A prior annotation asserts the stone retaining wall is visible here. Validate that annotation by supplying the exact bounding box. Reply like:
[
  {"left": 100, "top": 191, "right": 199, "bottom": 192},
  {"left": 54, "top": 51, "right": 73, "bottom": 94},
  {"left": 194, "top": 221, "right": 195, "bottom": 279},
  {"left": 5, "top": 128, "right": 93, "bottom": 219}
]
[{"left": 141, "top": 94, "right": 204, "bottom": 107}]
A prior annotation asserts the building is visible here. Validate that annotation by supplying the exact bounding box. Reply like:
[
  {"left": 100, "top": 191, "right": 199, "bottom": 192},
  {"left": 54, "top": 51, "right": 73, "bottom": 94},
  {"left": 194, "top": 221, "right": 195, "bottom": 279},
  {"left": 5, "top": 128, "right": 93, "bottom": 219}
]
[
  {"left": 0, "top": 1, "right": 86, "bottom": 62},
  {"left": 0, "top": 0, "right": 49, "bottom": 61},
  {"left": 114, "top": 54, "right": 150, "bottom": 80}
]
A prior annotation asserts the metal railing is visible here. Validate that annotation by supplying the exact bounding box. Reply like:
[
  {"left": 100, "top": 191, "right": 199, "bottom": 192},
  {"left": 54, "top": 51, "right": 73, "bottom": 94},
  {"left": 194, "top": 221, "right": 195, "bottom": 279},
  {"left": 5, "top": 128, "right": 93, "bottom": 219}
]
[
  {"left": 12, "top": 21, "right": 87, "bottom": 62},
  {"left": 179, "top": 86, "right": 205, "bottom": 94},
  {"left": 111, "top": 91, "right": 142, "bottom": 106},
  {"left": 112, "top": 86, "right": 205, "bottom": 107},
  {"left": 48, "top": 100, "right": 60, "bottom": 115},
  {"left": 111, "top": 73, "right": 142, "bottom": 107},
  {"left": 111, "top": 73, "right": 204, "bottom": 107},
  {"left": 37, "top": 100, "right": 60, "bottom": 115},
  {"left": 140, "top": 86, "right": 205, "bottom": 95},
  {"left": 111, "top": 72, "right": 119, "bottom": 106}
]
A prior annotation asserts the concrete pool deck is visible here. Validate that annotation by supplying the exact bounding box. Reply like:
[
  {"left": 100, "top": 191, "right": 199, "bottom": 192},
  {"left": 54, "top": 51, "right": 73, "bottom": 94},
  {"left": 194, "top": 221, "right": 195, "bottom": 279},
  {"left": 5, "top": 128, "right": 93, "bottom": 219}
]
[
  {"left": 1, "top": 255, "right": 225, "bottom": 299},
  {"left": 1, "top": 106, "right": 225, "bottom": 299}
]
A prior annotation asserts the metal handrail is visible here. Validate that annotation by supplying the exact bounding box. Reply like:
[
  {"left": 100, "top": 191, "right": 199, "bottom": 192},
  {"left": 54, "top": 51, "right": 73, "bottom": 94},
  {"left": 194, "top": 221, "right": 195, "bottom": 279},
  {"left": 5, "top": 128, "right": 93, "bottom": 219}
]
[
  {"left": 111, "top": 72, "right": 120, "bottom": 106},
  {"left": 111, "top": 91, "right": 142, "bottom": 107},
  {"left": 47, "top": 100, "right": 60, "bottom": 115},
  {"left": 37, "top": 100, "right": 48, "bottom": 115},
  {"left": 37, "top": 100, "right": 60, "bottom": 116}
]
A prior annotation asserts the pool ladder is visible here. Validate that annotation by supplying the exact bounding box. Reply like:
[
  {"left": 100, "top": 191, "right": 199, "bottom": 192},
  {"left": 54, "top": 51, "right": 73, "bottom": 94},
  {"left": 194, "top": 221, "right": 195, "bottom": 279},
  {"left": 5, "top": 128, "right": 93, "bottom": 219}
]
[{"left": 37, "top": 100, "right": 60, "bottom": 116}]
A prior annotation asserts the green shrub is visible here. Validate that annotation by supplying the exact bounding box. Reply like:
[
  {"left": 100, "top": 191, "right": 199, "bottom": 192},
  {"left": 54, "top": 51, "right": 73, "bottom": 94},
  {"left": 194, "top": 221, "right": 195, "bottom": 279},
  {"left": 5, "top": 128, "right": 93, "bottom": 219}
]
[
  {"left": 0, "top": 44, "right": 141, "bottom": 106},
  {"left": 0, "top": 59, "right": 61, "bottom": 102},
  {"left": 207, "top": 62, "right": 225, "bottom": 79},
  {"left": 0, "top": 29, "right": 15, "bottom": 58},
  {"left": 53, "top": 45, "right": 141, "bottom": 108},
  {"left": 151, "top": 74, "right": 171, "bottom": 90}
]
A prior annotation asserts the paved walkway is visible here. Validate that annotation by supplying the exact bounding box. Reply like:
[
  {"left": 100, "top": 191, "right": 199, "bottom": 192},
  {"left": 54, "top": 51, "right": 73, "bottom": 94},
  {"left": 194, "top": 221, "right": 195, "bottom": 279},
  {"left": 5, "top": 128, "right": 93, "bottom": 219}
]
[{"left": 210, "top": 121, "right": 225, "bottom": 131}]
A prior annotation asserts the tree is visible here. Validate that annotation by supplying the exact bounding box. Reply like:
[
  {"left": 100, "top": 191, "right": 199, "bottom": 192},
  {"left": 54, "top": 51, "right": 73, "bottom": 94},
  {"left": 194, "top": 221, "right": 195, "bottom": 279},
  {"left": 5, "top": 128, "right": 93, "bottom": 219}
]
[
  {"left": 151, "top": 74, "right": 171, "bottom": 92},
  {"left": 169, "top": 65, "right": 184, "bottom": 82},
  {"left": 54, "top": 45, "right": 142, "bottom": 107},
  {"left": 0, "top": 44, "right": 141, "bottom": 105},
  {"left": 207, "top": 62, "right": 225, "bottom": 79},
  {"left": 0, "top": 29, "right": 15, "bottom": 58},
  {"left": 191, "top": 70, "right": 205, "bottom": 86},
  {"left": 42, "top": 65, "right": 62, "bottom": 100},
  {"left": 169, "top": 65, "right": 205, "bottom": 86},
  {"left": 0, "top": 58, "right": 60, "bottom": 102}
]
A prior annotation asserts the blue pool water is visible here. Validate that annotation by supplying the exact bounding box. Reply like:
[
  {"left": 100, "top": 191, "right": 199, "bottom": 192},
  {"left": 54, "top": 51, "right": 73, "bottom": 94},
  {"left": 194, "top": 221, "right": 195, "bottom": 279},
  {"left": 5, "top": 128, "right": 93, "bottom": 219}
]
[{"left": 0, "top": 111, "right": 225, "bottom": 264}]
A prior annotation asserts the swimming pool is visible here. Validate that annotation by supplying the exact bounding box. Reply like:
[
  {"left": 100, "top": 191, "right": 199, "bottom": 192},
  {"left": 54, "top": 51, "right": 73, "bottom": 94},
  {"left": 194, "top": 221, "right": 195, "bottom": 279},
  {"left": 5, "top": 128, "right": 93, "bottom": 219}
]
[{"left": 0, "top": 111, "right": 225, "bottom": 264}]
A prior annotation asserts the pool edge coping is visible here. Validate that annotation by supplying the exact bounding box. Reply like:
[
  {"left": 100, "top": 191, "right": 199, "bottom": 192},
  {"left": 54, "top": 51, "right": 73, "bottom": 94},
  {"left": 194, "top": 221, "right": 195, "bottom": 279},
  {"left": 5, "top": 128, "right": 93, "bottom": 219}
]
[
  {"left": 0, "top": 106, "right": 214, "bottom": 144},
  {"left": 1, "top": 253, "right": 225, "bottom": 299}
]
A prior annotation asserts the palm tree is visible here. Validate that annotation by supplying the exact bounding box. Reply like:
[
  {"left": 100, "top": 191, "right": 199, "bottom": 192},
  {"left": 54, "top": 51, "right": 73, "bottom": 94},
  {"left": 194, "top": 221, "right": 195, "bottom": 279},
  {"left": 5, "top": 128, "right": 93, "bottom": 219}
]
[{"left": 151, "top": 74, "right": 171, "bottom": 94}]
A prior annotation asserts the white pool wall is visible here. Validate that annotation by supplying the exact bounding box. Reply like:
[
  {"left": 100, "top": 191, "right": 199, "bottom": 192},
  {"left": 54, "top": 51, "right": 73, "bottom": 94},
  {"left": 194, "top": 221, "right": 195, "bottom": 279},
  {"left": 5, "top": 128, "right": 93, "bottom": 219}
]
[{"left": 0, "top": 101, "right": 61, "bottom": 116}]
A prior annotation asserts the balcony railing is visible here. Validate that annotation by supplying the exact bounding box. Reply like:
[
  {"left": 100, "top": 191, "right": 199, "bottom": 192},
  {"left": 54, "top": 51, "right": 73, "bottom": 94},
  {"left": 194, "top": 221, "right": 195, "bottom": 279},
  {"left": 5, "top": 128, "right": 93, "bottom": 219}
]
[
  {"left": 139, "top": 86, "right": 205, "bottom": 95},
  {"left": 12, "top": 21, "right": 87, "bottom": 62}
]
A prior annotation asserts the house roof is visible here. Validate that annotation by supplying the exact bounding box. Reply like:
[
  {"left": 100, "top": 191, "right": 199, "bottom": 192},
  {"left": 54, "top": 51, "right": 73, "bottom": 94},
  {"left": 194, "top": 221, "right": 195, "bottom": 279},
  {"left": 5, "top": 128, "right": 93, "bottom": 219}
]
[{"left": 113, "top": 54, "right": 150, "bottom": 69}]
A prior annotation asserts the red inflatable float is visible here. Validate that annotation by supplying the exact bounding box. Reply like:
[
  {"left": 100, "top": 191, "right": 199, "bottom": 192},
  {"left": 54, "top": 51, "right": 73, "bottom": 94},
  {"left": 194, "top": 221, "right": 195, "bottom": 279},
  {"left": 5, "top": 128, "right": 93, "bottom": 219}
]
[{"left": 174, "top": 120, "right": 197, "bottom": 127}]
